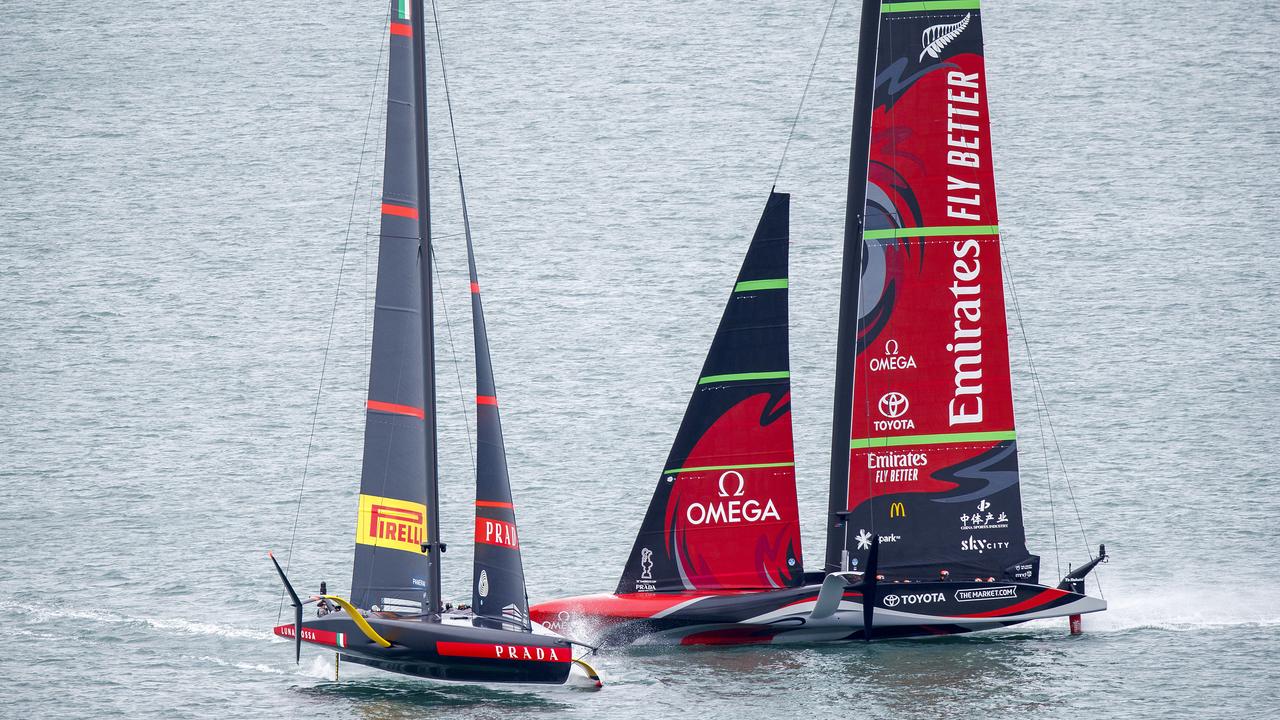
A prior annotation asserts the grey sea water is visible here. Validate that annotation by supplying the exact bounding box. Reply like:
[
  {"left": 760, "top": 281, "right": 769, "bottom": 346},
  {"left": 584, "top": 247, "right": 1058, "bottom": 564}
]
[{"left": 2, "top": 0, "right": 1277, "bottom": 717}]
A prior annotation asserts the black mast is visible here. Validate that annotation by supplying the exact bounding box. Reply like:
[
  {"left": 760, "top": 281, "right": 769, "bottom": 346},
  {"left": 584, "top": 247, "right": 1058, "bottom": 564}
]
[
  {"left": 409, "top": 0, "right": 442, "bottom": 615},
  {"left": 824, "top": 0, "right": 880, "bottom": 573}
]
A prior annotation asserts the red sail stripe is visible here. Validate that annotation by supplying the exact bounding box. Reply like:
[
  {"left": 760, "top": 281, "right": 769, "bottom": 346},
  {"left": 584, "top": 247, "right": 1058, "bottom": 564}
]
[
  {"left": 389, "top": 22, "right": 411, "bottom": 37},
  {"left": 469, "top": 281, "right": 480, "bottom": 294},
  {"left": 953, "top": 588, "right": 1068, "bottom": 618},
  {"left": 476, "top": 500, "right": 513, "bottom": 508},
  {"left": 476, "top": 395, "right": 497, "bottom": 406},
  {"left": 366, "top": 399, "right": 425, "bottom": 419},
  {"left": 380, "top": 202, "right": 418, "bottom": 219}
]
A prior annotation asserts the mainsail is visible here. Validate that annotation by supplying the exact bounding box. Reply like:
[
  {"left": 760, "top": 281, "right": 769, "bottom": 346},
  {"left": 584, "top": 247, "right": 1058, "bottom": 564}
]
[
  {"left": 466, "top": 232, "right": 530, "bottom": 628},
  {"left": 826, "top": 1, "right": 1038, "bottom": 582},
  {"left": 350, "top": 0, "right": 441, "bottom": 613},
  {"left": 617, "top": 193, "right": 804, "bottom": 593}
]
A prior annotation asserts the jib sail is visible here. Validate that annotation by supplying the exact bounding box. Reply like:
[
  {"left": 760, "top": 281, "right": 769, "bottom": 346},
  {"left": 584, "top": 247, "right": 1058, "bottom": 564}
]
[
  {"left": 826, "top": 1, "right": 1038, "bottom": 582},
  {"left": 617, "top": 193, "right": 804, "bottom": 593},
  {"left": 350, "top": 0, "right": 439, "bottom": 613},
  {"left": 466, "top": 230, "right": 530, "bottom": 629}
]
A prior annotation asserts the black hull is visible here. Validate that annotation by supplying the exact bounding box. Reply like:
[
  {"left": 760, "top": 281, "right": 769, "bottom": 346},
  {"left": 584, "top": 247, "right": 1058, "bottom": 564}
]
[
  {"left": 531, "top": 579, "right": 1106, "bottom": 646},
  {"left": 274, "top": 613, "right": 574, "bottom": 685}
]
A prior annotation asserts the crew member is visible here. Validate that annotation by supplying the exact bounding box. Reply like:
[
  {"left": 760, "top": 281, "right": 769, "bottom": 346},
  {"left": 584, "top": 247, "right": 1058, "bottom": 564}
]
[{"left": 316, "top": 581, "right": 335, "bottom": 616}]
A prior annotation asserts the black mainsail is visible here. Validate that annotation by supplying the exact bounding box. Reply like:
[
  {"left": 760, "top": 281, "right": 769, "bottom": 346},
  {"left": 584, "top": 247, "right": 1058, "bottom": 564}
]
[
  {"left": 350, "top": 0, "right": 437, "bottom": 614},
  {"left": 272, "top": 0, "right": 588, "bottom": 686}
]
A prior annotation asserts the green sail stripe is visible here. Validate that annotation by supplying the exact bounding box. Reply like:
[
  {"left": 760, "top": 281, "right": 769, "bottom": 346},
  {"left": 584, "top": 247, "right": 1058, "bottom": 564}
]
[
  {"left": 882, "top": 0, "right": 981, "bottom": 13},
  {"left": 698, "top": 371, "right": 790, "bottom": 385},
  {"left": 397, "top": 0, "right": 408, "bottom": 19},
  {"left": 663, "top": 461, "right": 796, "bottom": 475},
  {"left": 863, "top": 225, "right": 998, "bottom": 240},
  {"left": 734, "top": 278, "right": 788, "bottom": 292},
  {"left": 851, "top": 430, "right": 1016, "bottom": 449}
]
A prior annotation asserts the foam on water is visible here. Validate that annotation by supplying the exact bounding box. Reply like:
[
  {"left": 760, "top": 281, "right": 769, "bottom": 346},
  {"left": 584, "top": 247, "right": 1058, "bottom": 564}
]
[
  {"left": 2, "top": 0, "right": 1277, "bottom": 716},
  {"left": 1084, "top": 585, "right": 1280, "bottom": 633},
  {"left": 1, "top": 599, "right": 270, "bottom": 642}
]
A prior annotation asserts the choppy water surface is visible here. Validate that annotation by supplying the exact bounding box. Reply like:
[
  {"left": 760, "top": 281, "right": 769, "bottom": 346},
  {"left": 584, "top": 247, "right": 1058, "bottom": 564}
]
[{"left": 2, "top": 0, "right": 1277, "bottom": 717}]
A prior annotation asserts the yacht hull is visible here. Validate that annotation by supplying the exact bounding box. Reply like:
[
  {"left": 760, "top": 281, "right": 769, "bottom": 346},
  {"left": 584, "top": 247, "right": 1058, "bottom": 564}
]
[
  {"left": 531, "top": 580, "right": 1106, "bottom": 646},
  {"left": 273, "top": 613, "right": 575, "bottom": 684}
]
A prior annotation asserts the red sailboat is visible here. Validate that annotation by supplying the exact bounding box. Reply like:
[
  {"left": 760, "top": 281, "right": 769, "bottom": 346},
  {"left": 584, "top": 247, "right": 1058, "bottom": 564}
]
[{"left": 532, "top": 0, "right": 1107, "bottom": 645}]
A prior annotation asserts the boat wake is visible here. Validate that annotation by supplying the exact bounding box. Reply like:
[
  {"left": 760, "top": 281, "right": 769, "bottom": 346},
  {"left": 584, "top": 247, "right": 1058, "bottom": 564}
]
[
  {"left": 0, "top": 598, "right": 269, "bottom": 642},
  {"left": 1032, "top": 584, "right": 1280, "bottom": 634}
]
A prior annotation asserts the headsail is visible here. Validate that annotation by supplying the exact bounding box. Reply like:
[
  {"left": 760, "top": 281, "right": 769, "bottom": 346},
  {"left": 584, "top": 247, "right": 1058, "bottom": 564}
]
[
  {"left": 466, "top": 233, "right": 530, "bottom": 629},
  {"left": 827, "top": 1, "right": 1038, "bottom": 582},
  {"left": 350, "top": 0, "right": 438, "bottom": 613},
  {"left": 617, "top": 192, "right": 804, "bottom": 593}
]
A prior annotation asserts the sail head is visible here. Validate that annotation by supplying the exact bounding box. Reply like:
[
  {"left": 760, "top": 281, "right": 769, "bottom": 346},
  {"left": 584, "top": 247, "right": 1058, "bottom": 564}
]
[{"left": 617, "top": 192, "right": 804, "bottom": 594}]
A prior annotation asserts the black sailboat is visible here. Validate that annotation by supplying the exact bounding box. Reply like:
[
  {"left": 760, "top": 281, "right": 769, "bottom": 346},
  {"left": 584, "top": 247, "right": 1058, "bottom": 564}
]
[
  {"left": 269, "top": 0, "right": 598, "bottom": 684},
  {"left": 532, "top": 0, "right": 1107, "bottom": 645}
]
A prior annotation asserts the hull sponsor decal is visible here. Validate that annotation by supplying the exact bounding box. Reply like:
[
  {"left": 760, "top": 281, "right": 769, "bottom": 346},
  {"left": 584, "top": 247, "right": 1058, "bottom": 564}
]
[
  {"left": 435, "top": 641, "right": 569, "bottom": 663},
  {"left": 273, "top": 624, "right": 347, "bottom": 648},
  {"left": 954, "top": 585, "right": 1017, "bottom": 602},
  {"left": 954, "top": 588, "right": 1067, "bottom": 618}
]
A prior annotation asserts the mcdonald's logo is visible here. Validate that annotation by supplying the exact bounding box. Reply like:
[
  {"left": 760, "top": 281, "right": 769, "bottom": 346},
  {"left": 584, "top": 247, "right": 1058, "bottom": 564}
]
[{"left": 889, "top": 502, "right": 906, "bottom": 519}]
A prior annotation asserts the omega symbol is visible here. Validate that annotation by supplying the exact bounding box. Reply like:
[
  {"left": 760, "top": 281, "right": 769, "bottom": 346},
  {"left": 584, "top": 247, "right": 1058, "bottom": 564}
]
[{"left": 718, "top": 470, "right": 746, "bottom": 498}]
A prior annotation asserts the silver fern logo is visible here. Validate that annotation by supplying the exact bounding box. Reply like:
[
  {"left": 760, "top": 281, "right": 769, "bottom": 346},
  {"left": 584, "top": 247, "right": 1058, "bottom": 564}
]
[{"left": 919, "top": 13, "right": 971, "bottom": 62}]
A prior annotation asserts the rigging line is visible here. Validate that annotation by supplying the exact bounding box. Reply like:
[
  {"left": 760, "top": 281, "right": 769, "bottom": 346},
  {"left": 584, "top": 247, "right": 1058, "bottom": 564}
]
[
  {"left": 1000, "top": 241, "right": 1061, "bottom": 578},
  {"left": 429, "top": 0, "right": 466, "bottom": 180},
  {"left": 277, "top": 8, "right": 392, "bottom": 625},
  {"left": 428, "top": 0, "right": 478, "bottom": 476},
  {"left": 772, "top": 0, "right": 841, "bottom": 190},
  {"left": 429, "top": 242, "right": 477, "bottom": 473},
  {"left": 1000, "top": 243, "right": 1094, "bottom": 570},
  {"left": 364, "top": 54, "right": 390, "bottom": 393}
]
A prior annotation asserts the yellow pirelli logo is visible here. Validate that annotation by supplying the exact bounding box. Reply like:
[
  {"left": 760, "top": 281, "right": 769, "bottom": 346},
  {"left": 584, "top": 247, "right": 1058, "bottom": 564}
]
[{"left": 356, "top": 494, "right": 427, "bottom": 554}]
